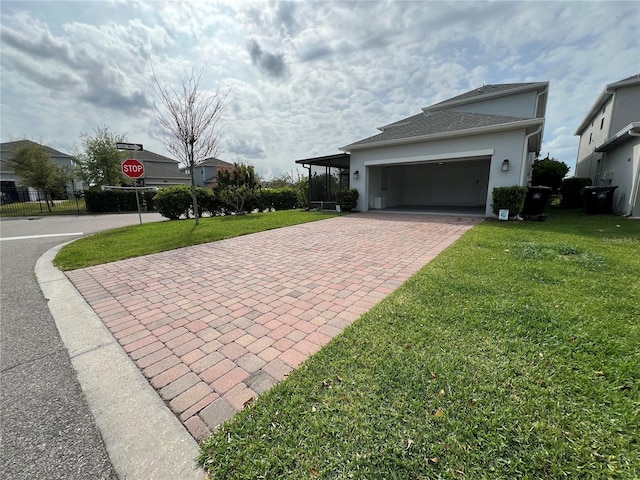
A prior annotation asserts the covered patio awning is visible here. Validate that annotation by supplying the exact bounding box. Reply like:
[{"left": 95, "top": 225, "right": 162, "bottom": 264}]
[
  {"left": 294, "top": 152, "right": 350, "bottom": 168},
  {"left": 295, "top": 153, "right": 351, "bottom": 209}
]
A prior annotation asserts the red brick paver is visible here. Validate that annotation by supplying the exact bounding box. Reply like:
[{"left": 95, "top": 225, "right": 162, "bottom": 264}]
[{"left": 66, "top": 213, "right": 479, "bottom": 441}]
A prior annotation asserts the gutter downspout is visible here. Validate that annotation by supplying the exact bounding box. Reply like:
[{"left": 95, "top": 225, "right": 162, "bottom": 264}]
[
  {"left": 626, "top": 128, "right": 640, "bottom": 216},
  {"left": 520, "top": 124, "right": 543, "bottom": 186},
  {"left": 519, "top": 86, "right": 548, "bottom": 186}
]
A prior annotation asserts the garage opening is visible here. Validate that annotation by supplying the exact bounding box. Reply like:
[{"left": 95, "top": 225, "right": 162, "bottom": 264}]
[{"left": 367, "top": 156, "right": 491, "bottom": 216}]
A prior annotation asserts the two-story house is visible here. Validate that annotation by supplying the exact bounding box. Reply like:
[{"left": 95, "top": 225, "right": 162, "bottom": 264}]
[
  {"left": 180, "top": 157, "right": 235, "bottom": 189},
  {"left": 575, "top": 74, "right": 640, "bottom": 216},
  {"left": 130, "top": 149, "right": 191, "bottom": 188},
  {"left": 324, "top": 82, "right": 548, "bottom": 216},
  {"left": 0, "top": 139, "right": 81, "bottom": 202}
]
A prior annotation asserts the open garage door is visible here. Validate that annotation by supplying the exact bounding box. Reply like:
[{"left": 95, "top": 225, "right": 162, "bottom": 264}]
[{"left": 367, "top": 156, "right": 491, "bottom": 214}]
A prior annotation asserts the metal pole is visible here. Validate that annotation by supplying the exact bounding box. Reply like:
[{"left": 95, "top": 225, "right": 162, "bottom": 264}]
[{"left": 135, "top": 180, "right": 142, "bottom": 225}]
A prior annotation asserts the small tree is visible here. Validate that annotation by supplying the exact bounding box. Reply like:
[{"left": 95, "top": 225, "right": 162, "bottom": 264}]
[
  {"left": 153, "top": 67, "right": 229, "bottom": 225},
  {"left": 74, "top": 126, "right": 130, "bottom": 188},
  {"left": 531, "top": 156, "right": 569, "bottom": 192},
  {"left": 214, "top": 163, "right": 260, "bottom": 212},
  {"left": 8, "top": 141, "right": 69, "bottom": 211}
]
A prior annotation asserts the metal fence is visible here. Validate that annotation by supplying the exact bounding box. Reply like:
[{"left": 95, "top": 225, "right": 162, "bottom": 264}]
[{"left": 0, "top": 187, "right": 86, "bottom": 216}]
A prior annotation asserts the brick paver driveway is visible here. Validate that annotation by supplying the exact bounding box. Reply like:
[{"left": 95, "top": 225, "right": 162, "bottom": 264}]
[{"left": 67, "top": 213, "right": 480, "bottom": 440}]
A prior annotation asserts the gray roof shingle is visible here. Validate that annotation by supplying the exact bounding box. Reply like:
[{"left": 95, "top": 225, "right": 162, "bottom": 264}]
[
  {"left": 428, "top": 83, "right": 539, "bottom": 109},
  {"left": 1, "top": 139, "right": 71, "bottom": 158},
  {"left": 346, "top": 110, "right": 529, "bottom": 148}
]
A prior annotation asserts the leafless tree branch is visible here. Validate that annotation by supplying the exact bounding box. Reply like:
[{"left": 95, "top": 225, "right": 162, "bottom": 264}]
[{"left": 152, "top": 63, "right": 230, "bottom": 224}]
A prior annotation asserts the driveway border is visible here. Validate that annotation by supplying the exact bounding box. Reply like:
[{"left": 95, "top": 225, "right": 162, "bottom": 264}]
[{"left": 35, "top": 242, "right": 205, "bottom": 480}]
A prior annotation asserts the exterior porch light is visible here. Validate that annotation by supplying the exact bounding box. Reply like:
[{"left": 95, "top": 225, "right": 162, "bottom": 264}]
[
  {"left": 501, "top": 159, "right": 510, "bottom": 171},
  {"left": 353, "top": 170, "right": 360, "bottom": 180}
]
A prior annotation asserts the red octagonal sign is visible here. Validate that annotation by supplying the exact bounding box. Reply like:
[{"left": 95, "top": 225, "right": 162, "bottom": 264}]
[{"left": 122, "top": 158, "right": 145, "bottom": 179}]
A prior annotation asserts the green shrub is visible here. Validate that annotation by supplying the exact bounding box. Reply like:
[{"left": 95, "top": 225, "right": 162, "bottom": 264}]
[
  {"left": 154, "top": 186, "right": 192, "bottom": 219},
  {"left": 491, "top": 186, "right": 527, "bottom": 216},
  {"left": 198, "top": 188, "right": 227, "bottom": 216},
  {"left": 260, "top": 188, "right": 298, "bottom": 210},
  {"left": 560, "top": 177, "right": 592, "bottom": 208},
  {"left": 84, "top": 189, "right": 150, "bottom": 213},
  {"left": 531, "top": 156, "right": 570, "bottom": 192},
  {"left": 294, "top": 177, "right": 309, "bottom": 209},
  {"left": 142, "top": 190, "right": 156, "bottom": 211},
  {"left": 336, "top": 189, "right": 359, "bottom": 211}
]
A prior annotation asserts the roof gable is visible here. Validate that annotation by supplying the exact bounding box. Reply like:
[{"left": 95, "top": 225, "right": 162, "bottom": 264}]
[
  {"left": 1, "top": 139, "right": 71, "bottom": 158},
  {"left": 575, "top": 73, "right": 640, "bottom": 135},
  {"left": 343, "top": 110, "right": 534, "bottom": 150},
  {"left": 200, "top": 157, "right": 235, "bottom": 167},
  {"left": 423, "top": 82, "right": 548, "bottom": 113},
  {"left": 132, "top": 150, "right": 179, "bottom": 164},
  {"left": 342, "top": 82, "right": 548, "bottom": 151}
]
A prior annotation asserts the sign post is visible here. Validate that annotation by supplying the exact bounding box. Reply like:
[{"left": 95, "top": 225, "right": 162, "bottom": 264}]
[{"left": 121, "top": 158, "right": 145, "bottom": 225}]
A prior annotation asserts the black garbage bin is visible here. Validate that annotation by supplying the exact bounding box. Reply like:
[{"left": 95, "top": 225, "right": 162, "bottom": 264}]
[
  {"left": 582, "top": 186, "right": 618, "bottom": 214},
  {"left": 522, "top": 186, "right": 552, "bottom": 216}
]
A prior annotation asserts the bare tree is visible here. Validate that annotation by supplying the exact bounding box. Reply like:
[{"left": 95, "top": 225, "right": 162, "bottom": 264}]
[{"left": 153, "top": 67, "right": 229, "bottom": 225}]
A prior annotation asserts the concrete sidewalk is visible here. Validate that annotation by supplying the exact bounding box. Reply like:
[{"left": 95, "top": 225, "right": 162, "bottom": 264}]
[
  {"left": 60, "top": 213, "right": 480, "bottom": 444},
  {"left": 36, "top": 244, "right": 204, "bottom": 480}
]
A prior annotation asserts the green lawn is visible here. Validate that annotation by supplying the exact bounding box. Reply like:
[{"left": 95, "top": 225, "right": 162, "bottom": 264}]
[
  {"left": 198, "top": 211, "right": 639, "bottom": 479},
  {"left": 54, "top": 210, "right": 338, "bottom": 270}
]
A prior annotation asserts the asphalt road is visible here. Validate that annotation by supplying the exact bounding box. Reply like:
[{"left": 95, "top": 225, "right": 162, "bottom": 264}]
[{"left": 1, "top": 213, "right": 164, "bottom": 479}]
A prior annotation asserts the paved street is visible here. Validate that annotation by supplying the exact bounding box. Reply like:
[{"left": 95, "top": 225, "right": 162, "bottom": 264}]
[{"left": 0, "top": 213, "right": 162, "bottom": 479}]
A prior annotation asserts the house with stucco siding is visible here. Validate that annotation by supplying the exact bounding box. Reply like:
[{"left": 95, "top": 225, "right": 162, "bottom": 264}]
[
  {"left": 338, "top": 82, "right": 549, "bottom": 217},
  {"left": 574, "top": 74, "right": 640, "bottom": 216}
]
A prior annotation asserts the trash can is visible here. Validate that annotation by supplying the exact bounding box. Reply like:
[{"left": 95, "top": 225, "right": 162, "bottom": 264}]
[
  {"left": 582, "top": 186, "right": 618, "bottom": 214},
  {"left": 522, "top": 186, "right": 552, "bottom": 216}
]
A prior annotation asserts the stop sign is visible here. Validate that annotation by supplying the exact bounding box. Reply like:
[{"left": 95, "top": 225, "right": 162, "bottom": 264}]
[{"left": 122, "top": 158, "right": 145, "bottom": 179}]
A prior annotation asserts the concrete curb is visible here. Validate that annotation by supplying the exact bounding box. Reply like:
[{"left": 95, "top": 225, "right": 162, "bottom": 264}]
[{"left": 35, "top": 242, "right": 205, "bottom": 480}]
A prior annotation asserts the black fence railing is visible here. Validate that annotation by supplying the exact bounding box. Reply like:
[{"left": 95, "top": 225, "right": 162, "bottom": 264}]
[{"left": 0, "top": 187, "right": 86, "bottom": 216}]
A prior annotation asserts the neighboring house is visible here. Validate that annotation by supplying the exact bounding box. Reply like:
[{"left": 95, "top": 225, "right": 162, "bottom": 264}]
[
  {"left": 574, "top": 74, "right": 640, "bottom": 216},
  {"left": 130, "top": 149, "right": 191, "bottom": 188},
  {"left": 0, "top": 140, "right": 81, "bottom": 201},
  {"left": 297, "top": 82, "right": 549, "bottom": 217},
  {"left": 179, "top": 157, "right": 235, "bottom": 189}
]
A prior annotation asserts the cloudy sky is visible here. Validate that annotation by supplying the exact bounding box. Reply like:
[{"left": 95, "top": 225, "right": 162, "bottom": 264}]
[{"left": 1, "top": 0, "right": 638, "bottom": 178}]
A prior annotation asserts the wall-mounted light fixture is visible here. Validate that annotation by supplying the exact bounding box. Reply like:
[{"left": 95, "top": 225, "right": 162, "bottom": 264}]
[
  {"left": 353, "top": 170, "right": 360, "bottom": 180},
  {"left": 501, "top": 159, "right": 510, "bottom": 172}
]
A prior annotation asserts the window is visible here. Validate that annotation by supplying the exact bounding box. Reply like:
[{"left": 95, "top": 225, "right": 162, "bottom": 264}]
[
  {"left": 589, "top": 133, "right": 592, "bottom": 144},
  {"left": 600, "top": 118, "right": 605, "bottom": 130}
]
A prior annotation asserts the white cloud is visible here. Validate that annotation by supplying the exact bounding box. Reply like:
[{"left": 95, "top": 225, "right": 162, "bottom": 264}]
[{"left": 1, "top": 0, "right": 639, "bottom": 179}]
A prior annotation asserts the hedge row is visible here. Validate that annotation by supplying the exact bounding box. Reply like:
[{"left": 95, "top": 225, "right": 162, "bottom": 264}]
[
  {"left": 84, "top": 187, "right": 301, "bottom": 216},
  {"left": 84, "top": 190, "right": 156, "bottom": 213}
]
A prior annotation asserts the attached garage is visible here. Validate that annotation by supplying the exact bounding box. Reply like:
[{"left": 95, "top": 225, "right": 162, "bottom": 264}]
[
  {"left": 365, "top": 153, "right": 491, "bottom": 214},
  {"left": 340, "top": 82, "right": 549, "bottom": 217}
]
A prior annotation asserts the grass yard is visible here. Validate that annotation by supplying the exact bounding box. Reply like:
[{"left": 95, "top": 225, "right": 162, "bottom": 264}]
[
  {"left": 54, "top": 210, "right": 338, "bottom": 270},
  {"left": 198, "top": 211, "right": 639, "bottom": 479}
]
